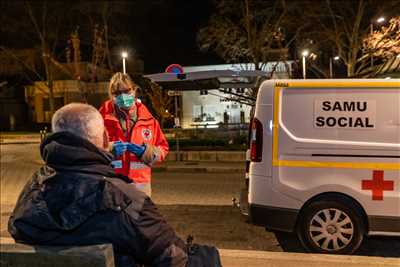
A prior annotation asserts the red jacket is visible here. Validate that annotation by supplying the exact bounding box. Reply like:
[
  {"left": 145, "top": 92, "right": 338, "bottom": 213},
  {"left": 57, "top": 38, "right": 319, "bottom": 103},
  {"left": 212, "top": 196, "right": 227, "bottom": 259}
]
[{"left": 99, "top": 100, "right": 168, "bottom": 183}]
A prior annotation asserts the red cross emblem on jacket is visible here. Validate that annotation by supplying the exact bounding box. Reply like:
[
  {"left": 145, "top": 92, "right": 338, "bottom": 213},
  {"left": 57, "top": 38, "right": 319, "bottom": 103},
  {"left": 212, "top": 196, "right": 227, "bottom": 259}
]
[{"left": 361, "top": 170, "right": 394, "bottom": 201}]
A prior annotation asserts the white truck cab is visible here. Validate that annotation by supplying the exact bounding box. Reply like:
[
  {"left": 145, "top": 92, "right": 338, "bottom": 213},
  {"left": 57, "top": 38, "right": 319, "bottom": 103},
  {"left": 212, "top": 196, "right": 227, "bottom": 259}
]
[{"left": 247, "top": 79, "right": 400, "bottom": 254}]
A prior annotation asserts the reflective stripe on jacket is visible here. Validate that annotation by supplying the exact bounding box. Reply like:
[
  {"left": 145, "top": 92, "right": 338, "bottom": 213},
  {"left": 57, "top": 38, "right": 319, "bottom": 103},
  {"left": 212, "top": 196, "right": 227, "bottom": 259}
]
[{"left": 99, "top": 100, "right": 169, "bottom": 183}]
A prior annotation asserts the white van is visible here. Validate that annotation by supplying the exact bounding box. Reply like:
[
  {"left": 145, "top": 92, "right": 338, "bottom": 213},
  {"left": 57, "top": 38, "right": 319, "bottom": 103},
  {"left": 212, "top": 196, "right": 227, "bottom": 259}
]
[{"left": 246, "top": 79, "right": 399, "bottom": 254}]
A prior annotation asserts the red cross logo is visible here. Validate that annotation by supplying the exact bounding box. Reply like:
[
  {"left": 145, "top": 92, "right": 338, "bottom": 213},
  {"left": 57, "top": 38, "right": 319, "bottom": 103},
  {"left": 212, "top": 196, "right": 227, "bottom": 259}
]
[
  {"left": 361, "top": 170, "right": 394, "bottom": 201},
  {"left": 142, "top": 129, "right": 152, "bottom": 140}
]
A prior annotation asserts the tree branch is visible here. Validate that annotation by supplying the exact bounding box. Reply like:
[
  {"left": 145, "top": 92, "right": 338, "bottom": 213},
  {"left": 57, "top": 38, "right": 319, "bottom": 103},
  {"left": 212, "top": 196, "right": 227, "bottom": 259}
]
[{"left": 25, "top": 2, "right": 44, "bottom": 42}]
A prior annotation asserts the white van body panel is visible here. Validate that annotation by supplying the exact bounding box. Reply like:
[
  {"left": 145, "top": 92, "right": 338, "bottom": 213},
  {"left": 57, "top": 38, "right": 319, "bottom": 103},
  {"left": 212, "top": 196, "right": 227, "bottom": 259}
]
[
  {"left": 249, "top": 174, "right": 303, "bottom": 210},
  {"left": 249, "top": 79, "right": 400, "bottom": 234},
  {"left": 250, "top": 83, "right": 274, "bottom": 178}
]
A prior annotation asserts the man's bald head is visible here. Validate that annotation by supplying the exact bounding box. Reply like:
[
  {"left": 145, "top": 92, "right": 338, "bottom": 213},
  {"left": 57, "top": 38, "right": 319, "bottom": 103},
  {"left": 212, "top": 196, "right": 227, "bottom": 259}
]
[{"left": 51, "top": 103, "right": 106, "bottom": 148}]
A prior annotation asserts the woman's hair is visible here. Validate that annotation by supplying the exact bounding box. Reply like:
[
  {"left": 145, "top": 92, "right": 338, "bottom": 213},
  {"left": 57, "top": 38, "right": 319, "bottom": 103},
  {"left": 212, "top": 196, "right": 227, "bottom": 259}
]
[{"left": 108, "top": 72, "right": 139, "bottom": 99}]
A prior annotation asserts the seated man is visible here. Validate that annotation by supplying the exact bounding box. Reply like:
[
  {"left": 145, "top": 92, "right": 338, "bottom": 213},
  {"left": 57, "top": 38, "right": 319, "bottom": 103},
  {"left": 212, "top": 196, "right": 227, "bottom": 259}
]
[{"left": 8, "top": 103, "right": 220, "bottom": 267}]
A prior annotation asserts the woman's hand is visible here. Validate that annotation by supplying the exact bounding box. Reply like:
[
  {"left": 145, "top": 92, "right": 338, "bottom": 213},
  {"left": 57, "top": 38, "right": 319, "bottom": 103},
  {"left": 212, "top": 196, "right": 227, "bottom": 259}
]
[
  {"left": 112, "top": 141, "right": 128, "bottom": 157},
  {"left": 126, "top": 143, "right": 146, "bottom": 158}
]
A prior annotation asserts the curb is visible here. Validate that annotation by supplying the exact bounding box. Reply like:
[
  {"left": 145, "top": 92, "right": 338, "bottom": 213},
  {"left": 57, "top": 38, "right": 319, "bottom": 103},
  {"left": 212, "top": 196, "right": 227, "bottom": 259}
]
[
  {"left": 1, "top": 137, "right": 41, "bottom": 145},
  {"left": 219, "top": 249, "right": 400, "bottom": 267},
  {"left": 1, "top": 141, "right": 41, "bottom": 145},
  {"left": 153, "top": 167, "right": 245, "bottom": 173},
  {"left": 0, "top": 141, "right": 245, "bottom": 173},
  {"left": 1, "top": 238, "right": 398, "bottom": 267}
]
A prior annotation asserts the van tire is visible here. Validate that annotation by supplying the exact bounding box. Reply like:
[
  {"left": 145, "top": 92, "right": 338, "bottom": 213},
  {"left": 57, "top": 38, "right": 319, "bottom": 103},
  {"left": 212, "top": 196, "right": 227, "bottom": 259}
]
[{"left": 296, "top": 199, "right": 365, "bottom": 254}]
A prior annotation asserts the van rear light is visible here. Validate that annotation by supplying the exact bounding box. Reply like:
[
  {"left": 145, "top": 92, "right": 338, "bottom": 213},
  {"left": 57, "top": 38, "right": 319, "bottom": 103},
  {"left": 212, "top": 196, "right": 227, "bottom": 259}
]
[{"left": 250, "top": 117, "right": 263, "bottom": 162}]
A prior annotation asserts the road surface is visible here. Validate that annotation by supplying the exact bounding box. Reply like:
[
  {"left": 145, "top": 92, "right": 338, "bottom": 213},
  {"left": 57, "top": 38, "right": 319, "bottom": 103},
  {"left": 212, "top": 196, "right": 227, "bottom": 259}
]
[{"left": 1, "top": 143, "right": 399, "bottom": 256}]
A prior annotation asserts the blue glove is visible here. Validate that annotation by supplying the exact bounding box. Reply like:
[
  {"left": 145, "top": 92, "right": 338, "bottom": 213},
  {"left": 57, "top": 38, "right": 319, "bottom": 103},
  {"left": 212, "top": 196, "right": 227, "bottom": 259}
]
[
  {"left": 126, "top": 143, "right": 146, "bottom": 158},
  {"left": 112, "top": 141, "right": 128, "bottom": 157}
]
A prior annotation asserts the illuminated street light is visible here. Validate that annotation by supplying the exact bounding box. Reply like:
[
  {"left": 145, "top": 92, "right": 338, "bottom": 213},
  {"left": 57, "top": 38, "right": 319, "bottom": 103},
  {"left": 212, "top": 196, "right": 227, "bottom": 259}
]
[
  {"left": 301, "top": 50, "right": 309, "bottom": 79},
  {"left": 330, "top": 56, "right": 340, "bottom": 78},
  {"left": 121, "top": 51, "right": 128, "bottom": 74},
  {"left": 376, "top": 17, "right": 385, "bottom": 23},
  {"left": 370, "top": 17, "right": 386, "bottom": 67}
]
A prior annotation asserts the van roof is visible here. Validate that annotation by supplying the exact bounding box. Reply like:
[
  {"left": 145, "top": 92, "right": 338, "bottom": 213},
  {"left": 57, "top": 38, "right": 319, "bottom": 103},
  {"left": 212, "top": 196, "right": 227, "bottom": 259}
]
[{"left": 261, "top": 79, "right": 400, "bottom": 89}]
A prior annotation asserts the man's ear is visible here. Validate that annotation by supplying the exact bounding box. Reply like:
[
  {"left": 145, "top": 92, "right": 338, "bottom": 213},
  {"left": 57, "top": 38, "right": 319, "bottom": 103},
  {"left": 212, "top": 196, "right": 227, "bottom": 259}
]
[{"left": 103, "top": 130, "right": 110, "bottom": 150}]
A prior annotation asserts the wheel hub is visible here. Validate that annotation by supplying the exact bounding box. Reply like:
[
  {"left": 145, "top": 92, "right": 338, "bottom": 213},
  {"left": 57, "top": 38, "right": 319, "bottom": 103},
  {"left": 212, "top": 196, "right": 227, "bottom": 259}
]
[{"left": 326, "top": 225, "right": 337, "bottom": 234}]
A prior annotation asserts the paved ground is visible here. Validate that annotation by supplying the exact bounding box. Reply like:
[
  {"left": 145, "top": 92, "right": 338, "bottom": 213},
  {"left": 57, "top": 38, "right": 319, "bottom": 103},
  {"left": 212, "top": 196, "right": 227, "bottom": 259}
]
[
  {"left": 1, "top": 143, "right": 400, "bottom": 258},
  {"left": 0, "top": 144, "right": 244, "bottom": 207}
]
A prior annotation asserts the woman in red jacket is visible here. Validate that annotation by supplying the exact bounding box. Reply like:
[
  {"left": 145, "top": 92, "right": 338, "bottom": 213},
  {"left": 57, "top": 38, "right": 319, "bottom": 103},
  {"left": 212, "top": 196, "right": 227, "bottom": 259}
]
[{"left": 99, "top": 72, "right": 168, "bottom": 196}]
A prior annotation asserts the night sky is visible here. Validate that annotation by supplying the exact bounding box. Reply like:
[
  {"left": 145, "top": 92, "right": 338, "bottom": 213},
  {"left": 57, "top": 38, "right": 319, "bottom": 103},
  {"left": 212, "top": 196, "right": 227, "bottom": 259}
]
[
  {"left": 2, "top": 1, "right": 399, "bottom": 76},
  {"left": 131, "top": 0, "right": 223, "bottom": 73},
  {"left": 1, "top": 0, "right": 223, "bottom": 74}
]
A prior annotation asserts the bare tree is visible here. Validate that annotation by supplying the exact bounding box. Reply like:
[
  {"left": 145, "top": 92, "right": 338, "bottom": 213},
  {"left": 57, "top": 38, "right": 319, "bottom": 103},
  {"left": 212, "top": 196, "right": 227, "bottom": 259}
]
[
  {"left": 198, "top": 0, "right": 299, "bottom": 70},
  {"left": 24, "top": 1, "right": 68, "bottom": 115},
  {"left": 300, "top": 0, "right": 400, "bottom": 77},
  {"left": 198, "top": 0, "right": 299, "bottom": 103},
  {"left": 77, "top": 2, "right": 132, "bottom": 72},
  {"left": 363, "top": 16, "right": 400, "bottom": 59},
  {"left": 141, "top": 79, "right": 173, "bottom": 127},
  {"left": 101, "top": 2, "right": 114, "bottom": 71}
]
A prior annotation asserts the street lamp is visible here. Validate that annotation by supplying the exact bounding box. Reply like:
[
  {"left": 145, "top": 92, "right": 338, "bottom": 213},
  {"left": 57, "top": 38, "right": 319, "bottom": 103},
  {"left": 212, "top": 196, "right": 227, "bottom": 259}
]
[
  {"left": 121, "top": 51, "right": 128, "bottom": 74},
  {"left": 329, "top": 56, "right": 340, "bottom": 78},
  {"left": 376, "top": 17, "right": 385, "bottom": 23},
  {"left": 301, "top": 50, "right": 309, "bottom": 79},
  {"left": 370, "top": 17, "right": 386, "bottom": 67}
]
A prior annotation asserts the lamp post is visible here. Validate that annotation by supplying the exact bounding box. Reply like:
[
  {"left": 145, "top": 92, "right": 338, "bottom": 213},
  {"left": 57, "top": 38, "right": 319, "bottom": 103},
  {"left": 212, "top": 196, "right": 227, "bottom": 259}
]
[
  {"left": 301, "top": 50, "right": 309, "bottom": 79},
  {"left": 121, "top": 51, "right": 128, "bottom": 74},
  {"left": 370, "top": 17, "right": 385, "bottom": 67},
  {"left": 329, "top": 56, "right": 340, "bottom": 78}
]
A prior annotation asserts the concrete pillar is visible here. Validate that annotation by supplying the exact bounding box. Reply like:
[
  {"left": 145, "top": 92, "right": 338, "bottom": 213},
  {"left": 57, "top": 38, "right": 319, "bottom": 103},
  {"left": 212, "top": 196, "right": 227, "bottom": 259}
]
[
  {"left": 9, "top": 114, "right": 15, "bottom": 131},
  {"left": 34, "top": 94, "right": 44, "bottom": 123}
]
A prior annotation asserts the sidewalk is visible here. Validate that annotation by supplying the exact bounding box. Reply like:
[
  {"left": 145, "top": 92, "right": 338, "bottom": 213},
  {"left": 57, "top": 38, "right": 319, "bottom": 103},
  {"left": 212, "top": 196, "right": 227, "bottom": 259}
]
[
  {"left": 1, "top": 237, "right": 399, "bottom": 267},
  {"left": 1, "top": 134, "right": 246, "bottom": 173},
  {"left": 0, "top": 133, "right": 41, "bottom": 144},
  {"left": 153, "top": 161, "right": 245, "bottom": 173},
  {"left": 218, "top": 249, "right": 400, "bottom": 267}
]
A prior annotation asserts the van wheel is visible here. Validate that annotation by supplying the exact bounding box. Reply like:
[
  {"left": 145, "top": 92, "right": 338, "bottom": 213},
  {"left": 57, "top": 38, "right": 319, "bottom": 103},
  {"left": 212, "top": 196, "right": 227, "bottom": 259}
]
[{"left": 297, "top": 199, "right": 365, "bottom": 254}]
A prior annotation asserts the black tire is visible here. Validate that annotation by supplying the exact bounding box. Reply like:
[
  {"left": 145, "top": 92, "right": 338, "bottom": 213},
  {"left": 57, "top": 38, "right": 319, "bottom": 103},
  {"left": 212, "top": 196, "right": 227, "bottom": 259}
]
[{"left": 296, "top": 198, "right": 365, "bottom": 254}]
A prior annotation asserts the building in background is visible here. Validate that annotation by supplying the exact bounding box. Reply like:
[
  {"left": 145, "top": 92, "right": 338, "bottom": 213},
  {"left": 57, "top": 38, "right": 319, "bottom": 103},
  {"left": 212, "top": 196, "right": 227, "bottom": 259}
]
[
  {"left": 0, "top": 79, "right": 28, "bottom": 131},
  {"left": 0, "top": 49, "right": 37, "bottom": 130},
  {"left": 24, "top": 59, "right": 144, "bottom": 124},
  {"left": 180, "top": 62, "right": 291, "bottom": 129},
  {"left": 25, "top": 79, "right": 109, "bottom": 123}
]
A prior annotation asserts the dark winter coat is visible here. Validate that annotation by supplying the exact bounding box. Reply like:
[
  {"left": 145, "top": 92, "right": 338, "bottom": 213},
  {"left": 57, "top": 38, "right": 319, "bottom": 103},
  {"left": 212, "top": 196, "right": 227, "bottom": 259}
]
[{"left": 8, "top": 131, "right": 188, "bottom": 267}]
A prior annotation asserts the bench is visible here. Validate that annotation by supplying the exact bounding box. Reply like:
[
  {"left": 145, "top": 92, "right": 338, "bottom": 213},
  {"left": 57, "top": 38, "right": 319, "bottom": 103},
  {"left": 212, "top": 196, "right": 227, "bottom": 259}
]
[
  {"left": 0, "top": 238, "right": 115, "bottom": 267},
  {"left": 3, "top": 237, "right": 399, "bottom": 267}
]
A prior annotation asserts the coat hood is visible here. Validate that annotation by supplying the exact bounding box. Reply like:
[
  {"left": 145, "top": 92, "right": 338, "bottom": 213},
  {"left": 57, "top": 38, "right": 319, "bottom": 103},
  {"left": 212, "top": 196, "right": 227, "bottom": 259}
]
[
  {"left": 9, "top": 132, "right": 132, "bottom": 242},
  {"left": 40, "top": 131, "right": 115, "bottom": 177}
]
